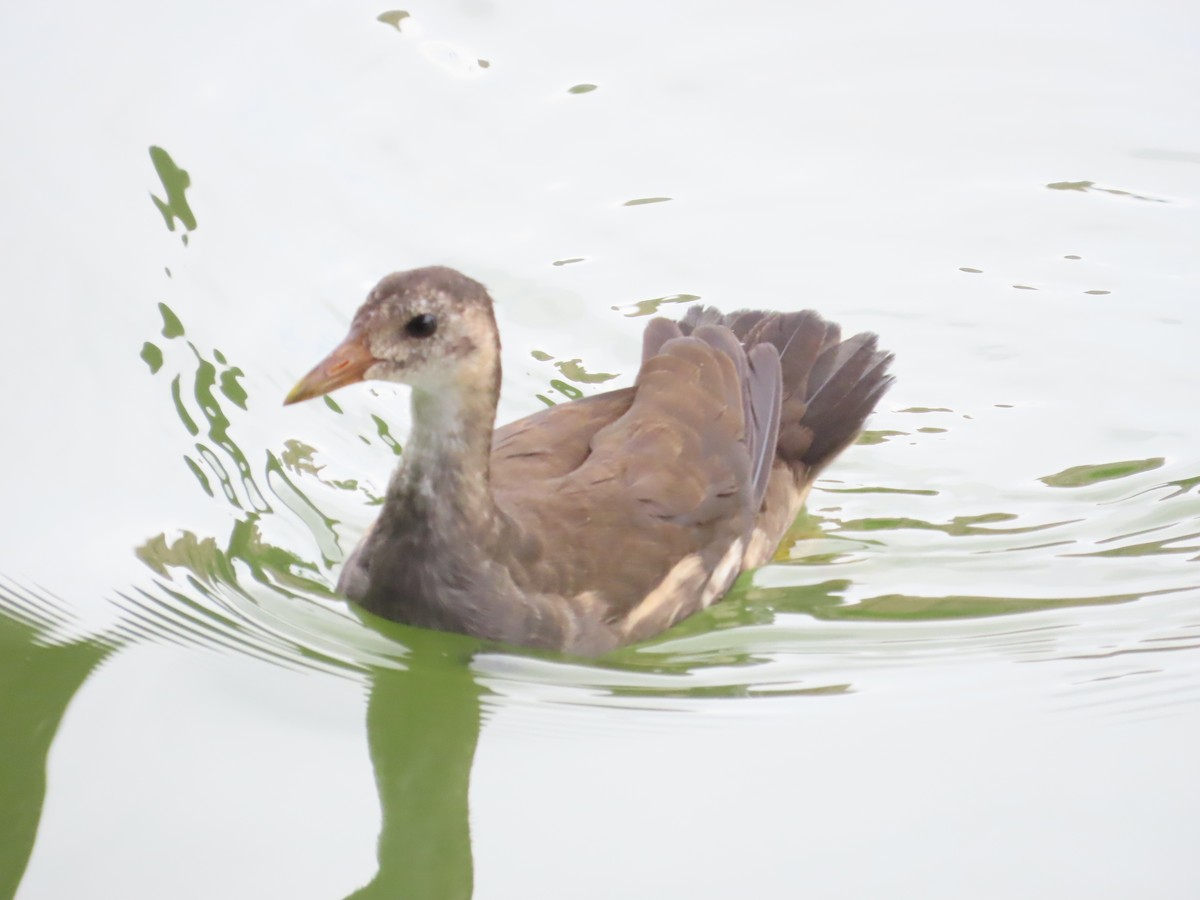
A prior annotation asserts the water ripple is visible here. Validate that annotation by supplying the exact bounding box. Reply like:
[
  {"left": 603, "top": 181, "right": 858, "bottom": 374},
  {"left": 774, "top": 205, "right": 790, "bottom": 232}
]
[{"left": 8, "top": 290, "right": 1198, "bottom": 725}]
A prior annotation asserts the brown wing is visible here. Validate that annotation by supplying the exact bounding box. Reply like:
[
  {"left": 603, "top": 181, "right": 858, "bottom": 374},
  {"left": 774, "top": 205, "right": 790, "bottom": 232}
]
[
  {"left": 490, "top": 331, "right": 760, "bottom": 623},
  {"left": 491, "top": 388, "right": 635, "bottom": 483},
  {"left": 488, "top": 307, "right": 892, "bottom": 642}
]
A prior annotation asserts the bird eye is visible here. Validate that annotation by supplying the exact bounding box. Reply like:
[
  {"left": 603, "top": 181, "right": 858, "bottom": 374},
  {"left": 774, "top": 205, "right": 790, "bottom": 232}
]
[{"left": 405, "top": 314, "right": 438, "bottom": 338}]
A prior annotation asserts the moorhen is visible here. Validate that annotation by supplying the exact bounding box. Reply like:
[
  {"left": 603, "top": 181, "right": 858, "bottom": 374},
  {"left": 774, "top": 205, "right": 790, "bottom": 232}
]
[{"left": 285, "top": 267, "right": 893, "bottom": 655}]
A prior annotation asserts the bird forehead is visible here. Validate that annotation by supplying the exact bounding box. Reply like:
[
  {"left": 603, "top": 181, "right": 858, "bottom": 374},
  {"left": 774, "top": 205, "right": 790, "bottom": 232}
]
[{"left": 355, "top": 288, "right": 435, "bottom": 327}]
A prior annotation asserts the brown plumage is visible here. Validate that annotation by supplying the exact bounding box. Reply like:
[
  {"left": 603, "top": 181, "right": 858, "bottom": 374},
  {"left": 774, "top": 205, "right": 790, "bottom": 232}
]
[{"left": 285, "top": 266, "right": 893, "bottom": 655}]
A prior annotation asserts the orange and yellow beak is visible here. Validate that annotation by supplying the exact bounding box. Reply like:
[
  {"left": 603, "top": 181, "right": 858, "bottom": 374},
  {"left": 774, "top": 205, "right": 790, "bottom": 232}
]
[{"left": 284, "top": 330, "right": 378, "bottom": 405}]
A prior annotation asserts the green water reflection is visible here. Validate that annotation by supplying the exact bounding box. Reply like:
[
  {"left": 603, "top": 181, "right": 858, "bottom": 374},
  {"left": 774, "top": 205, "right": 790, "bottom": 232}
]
[
  {"left": 0, "top": 594, "right": 114, "bottom": 898},
  {"left": 347, "top": 632, "right": 483, "bottom": 899},
  {"left": 375, "top": 10, "right": 410, "bottom": 32},
  {"left": 148, "top": 146, "right": 197, "bottom": 243},
  {"left": 1045, "top": 179, "right": 1169, "bottom": 203},
  {"left": 615, "top": 292, "right": 700, "bottom": 318},
  {"left": 1040, "top": 457, "right": 1166, "bottom": 488}
]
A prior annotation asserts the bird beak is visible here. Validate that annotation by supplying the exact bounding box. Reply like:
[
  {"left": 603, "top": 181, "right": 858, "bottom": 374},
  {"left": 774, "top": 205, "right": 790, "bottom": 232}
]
[{"left": 284, "top": 330, "right": 378, "bottom": 405}]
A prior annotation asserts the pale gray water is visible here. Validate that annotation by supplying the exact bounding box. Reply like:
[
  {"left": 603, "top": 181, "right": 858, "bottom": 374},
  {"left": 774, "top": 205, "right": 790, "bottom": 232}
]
[{"left": 2, "top": 1, "right": 1198, "bottom": 897}]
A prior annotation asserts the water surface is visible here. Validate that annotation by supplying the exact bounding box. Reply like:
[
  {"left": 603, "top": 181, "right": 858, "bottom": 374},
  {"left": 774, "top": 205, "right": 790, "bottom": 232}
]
[{"left": 2, "top": 1, "right": 1199, "bottom": 897}]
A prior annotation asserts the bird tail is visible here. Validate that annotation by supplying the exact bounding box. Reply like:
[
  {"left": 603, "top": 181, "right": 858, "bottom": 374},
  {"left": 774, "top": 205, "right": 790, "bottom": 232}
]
[{"left": 675, "top": 306, "right": 894, "bottom": 476}]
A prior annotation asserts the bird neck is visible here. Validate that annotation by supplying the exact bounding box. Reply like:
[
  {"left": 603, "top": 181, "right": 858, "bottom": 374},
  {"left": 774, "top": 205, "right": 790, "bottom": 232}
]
[{"left": 385, "top": 356, "right": 502, "bottom": 533}]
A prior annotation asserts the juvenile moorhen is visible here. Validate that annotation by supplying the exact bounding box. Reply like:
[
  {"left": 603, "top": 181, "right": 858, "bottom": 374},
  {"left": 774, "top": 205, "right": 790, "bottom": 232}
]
[{"left": 285, "top": 267, "right": 893, "bottom": 655}]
